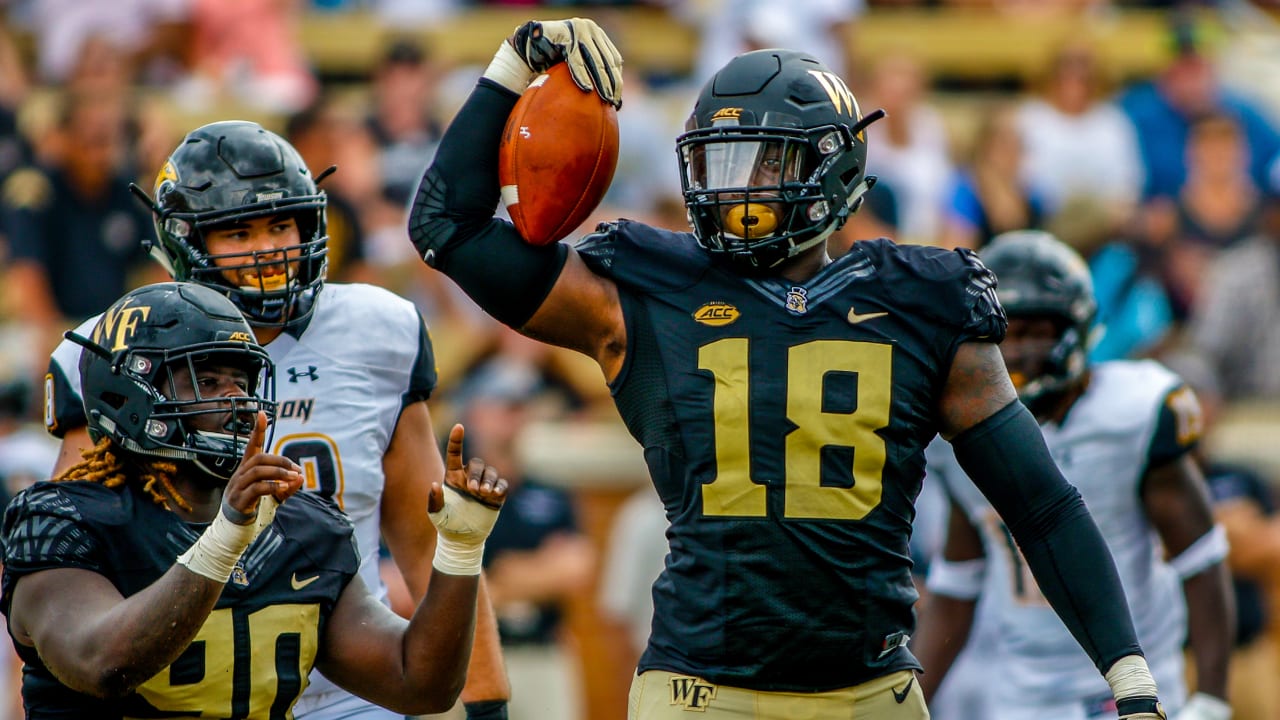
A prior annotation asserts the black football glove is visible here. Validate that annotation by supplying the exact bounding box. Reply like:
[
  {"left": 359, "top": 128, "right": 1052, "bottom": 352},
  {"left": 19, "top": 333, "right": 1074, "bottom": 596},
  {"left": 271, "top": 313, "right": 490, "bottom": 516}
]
[{"left": 508, "top": 18, "right": 623, "bottom": 109}]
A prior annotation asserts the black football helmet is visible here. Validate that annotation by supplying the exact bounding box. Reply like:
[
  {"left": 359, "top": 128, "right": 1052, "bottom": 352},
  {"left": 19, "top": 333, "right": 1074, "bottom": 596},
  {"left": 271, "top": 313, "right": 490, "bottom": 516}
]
[
  {"left": 677, "top": 49, "right": 882, "bottom": 270},
  {"left": 134, "top": 121, "right": 328, "bottom": 328},
  {"left": 980, "top": 230, "right": 1098, "bottom": 405},
  {"left": 71, "top": 282, "right": 277, "bottom": 482}
]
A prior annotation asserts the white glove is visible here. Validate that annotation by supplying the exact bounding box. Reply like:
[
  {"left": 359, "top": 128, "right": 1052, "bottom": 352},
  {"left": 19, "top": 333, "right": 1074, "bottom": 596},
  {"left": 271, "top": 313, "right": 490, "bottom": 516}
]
[
  {"left": 505, "top": 18, "right": 622, "bottom": 108},
  {"left": 428, "top": 485, "right": 503, "bottom": 576},
  {"left": 1174, "top": 693, "right": 1232, "bottom": 720}
]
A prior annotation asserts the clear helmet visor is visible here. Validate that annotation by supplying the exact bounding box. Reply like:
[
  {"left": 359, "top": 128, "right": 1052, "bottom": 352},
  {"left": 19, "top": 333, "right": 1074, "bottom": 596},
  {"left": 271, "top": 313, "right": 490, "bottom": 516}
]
[{"left": 683, "top": 134, "right": 806, "bottom": 240}]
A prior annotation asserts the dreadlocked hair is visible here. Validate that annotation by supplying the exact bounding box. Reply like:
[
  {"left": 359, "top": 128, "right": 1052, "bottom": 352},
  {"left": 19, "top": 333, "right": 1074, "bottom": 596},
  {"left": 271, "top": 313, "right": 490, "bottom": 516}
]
[{"left": 54, "top": 436, "right": 193, "bottom": 513}]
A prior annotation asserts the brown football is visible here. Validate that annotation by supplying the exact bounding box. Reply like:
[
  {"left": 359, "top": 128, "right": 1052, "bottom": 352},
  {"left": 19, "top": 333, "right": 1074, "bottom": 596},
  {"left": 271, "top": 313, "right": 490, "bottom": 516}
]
[{"left": 499, "top": 63, "right": 620, "bottom": 246}]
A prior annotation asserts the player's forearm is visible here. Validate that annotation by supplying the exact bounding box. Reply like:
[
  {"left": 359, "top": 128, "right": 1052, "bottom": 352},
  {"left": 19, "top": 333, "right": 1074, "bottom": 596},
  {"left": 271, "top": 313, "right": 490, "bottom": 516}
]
[
  {"left": 396, "top": 571, "right": 482, "bottom": 713},
  {"left": 461, "top": 576, "right": 512, "bottom": 703},
  {"left": 952, "top": 401, "right": 1144, "bottom": 672},
  {"left": 60, "top": 568, "right": 224, "bottom": 697},
  {"left": 1183, "top": 563, "right": 1235, "bottom": 699}
]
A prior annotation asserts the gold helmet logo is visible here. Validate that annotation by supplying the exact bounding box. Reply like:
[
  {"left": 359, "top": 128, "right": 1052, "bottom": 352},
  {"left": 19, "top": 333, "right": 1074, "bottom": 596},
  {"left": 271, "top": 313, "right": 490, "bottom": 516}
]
[
  {"left": 807, "top": 70, "right": 864, "bottom": 136},
  {"left": 94, "top": 299, "right": 152, "bottom": 352},
  {"left": 154, "top": 160, "right": 179, "bottom": 195}
]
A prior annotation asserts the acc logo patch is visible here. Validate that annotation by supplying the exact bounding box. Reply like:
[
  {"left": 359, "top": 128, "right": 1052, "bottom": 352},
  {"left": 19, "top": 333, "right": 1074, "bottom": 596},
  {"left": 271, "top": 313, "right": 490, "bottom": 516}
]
[
  {"left": 693, "top": 302, "right": 740, "bottom": 327},
  {"left": 710, "top": 107, "right": 743, "bottom": 122}
]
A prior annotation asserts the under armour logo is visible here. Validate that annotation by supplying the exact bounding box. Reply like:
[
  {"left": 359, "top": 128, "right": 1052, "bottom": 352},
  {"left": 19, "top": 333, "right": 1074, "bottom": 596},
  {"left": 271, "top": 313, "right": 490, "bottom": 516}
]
[{"left": 287, "top": 366, "right": 319, "bottom": 383}]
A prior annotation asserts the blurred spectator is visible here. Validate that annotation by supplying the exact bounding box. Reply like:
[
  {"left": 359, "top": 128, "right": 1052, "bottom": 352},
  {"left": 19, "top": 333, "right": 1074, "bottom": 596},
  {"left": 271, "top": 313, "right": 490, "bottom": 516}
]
[
  {"left": 284, "top": 97, "right": 376, "bottom": 284},
  {"left": 1016, "top": 40, "right": 1143, "bottom": 223},
  {"left": 1117, "top": 13, "right": 1280, "bottom": 201},
  {"left": 10, "top": 0, "right": 191, "bottom": 87},
  {"left": 679, "top": 0, "right": 864, "bottom": 84},
  {"left": 1203, "top": 458, "right": 1280, "bottom": 720},
  {"left": 1087, "top": 238, "right": 1175, "bottom": 362},
  {"left": 455, "top": 348, "right": 596, "bottom": 720},
  {"left": 602, "top": 63, "right": 685, "bottom": 222},
  {"left": 366, "top": 38, "right": 445, "bottom": 209},
  {"left": 1139, "top": 112, "right": 1263, "bottom": 320},
  {"left": 939, "top": 103, "right": 1046, "bottom": 250},
  {"left": 864, "top": 49, "right": 953, "bottom": 245},
  {"left": 598, "top": 488, "right": 667, "bottom": 660},
  {"left": 1160, "top": 195, "right": 1280, "bottom": 405},
  {"left": 174, "top": 0, "right": 317, "bottom": 114},
  {"left": 0, "top": 91, "right": 156, "bottom": 359}
]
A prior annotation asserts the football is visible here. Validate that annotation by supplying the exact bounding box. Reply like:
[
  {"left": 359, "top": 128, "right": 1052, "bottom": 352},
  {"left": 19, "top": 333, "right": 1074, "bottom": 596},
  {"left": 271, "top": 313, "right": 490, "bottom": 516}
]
[{"left": 499, "top": 63, "right": 620, "bottom": 246}]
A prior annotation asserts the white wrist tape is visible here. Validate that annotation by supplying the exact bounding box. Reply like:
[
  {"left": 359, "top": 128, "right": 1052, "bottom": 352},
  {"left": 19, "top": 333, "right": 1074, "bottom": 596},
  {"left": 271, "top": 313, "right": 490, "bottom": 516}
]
[
  {"left": 484, "top": 42, "right": 536, "bottom": 96},
  {"left": 925, "top": 557, "right": 987, "bottom": 600},
  {"left": 177, "top": 505, "right": 258, "bottom": 583},
  {"left": 1177, "top": 692, "right": 1232, "bottom": 720},
  {"left": 1106, "top": 654, "right": 1160, "bottom": 702},
  {"left": 1169, "top": 525, "right": 1229, "bottom": 580},
  {"left": 432, "top": 535, "right": 486, "bottom": 576},
  {"left": 429, "top": 486, "right": 501, "bottom": 576}
]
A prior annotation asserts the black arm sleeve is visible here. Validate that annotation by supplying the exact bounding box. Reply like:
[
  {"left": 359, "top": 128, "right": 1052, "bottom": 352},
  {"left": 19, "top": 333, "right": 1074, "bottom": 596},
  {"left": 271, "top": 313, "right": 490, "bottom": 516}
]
[
  {"left": 950, "top": 400, "right": 1144, "bottom": 674},
  {"left": 407, "top": 79, "right": 567, "bottom": 328}
]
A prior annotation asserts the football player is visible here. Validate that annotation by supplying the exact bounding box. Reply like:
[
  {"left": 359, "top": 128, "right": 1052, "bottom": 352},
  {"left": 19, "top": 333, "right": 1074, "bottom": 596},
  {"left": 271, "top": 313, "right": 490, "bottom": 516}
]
[
  {"left": 42, "top": 122, "right": 511, "bottom": 720},
  {"left": 913, "top": 231, "right": 1234, "bottom": 720},
  {"left": 3, "top": 282, "right": 508, "bottom": 717},
  {"left": 408, "top": 18, "right": 1170, "bottom": 719}
]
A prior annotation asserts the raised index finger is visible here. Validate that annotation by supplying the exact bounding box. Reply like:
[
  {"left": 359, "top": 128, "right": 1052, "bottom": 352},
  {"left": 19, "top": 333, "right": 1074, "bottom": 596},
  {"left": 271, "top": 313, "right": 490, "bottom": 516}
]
[
  {"left": 445, "top": 423, "right": 466, "bottom": 474},
  {"left": 243, "top": 410, "right": 268, "bottom": 461}
]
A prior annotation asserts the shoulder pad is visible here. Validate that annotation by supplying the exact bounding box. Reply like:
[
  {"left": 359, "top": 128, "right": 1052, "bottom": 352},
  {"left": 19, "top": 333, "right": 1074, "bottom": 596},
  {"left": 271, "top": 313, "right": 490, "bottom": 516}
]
[
  {"left": 859, "top": 240, "right": 1006, "bottom": 343},
  {"left": 2, "top": 167, "right": 52, "bottom": 211},
  {"left": 575, "top": 221, "right": 710, "bottom": 292},
  {"left": 275, "top": 492, "right": 360, "bottom": 574},
  {"left": 2, "top": 482, "right": 125, "bottom": 576}
]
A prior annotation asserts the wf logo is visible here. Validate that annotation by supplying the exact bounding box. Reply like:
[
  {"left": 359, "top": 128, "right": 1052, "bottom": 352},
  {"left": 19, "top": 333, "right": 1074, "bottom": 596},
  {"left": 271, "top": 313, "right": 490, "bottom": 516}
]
[
  {"left": 287, "top": 366, "right": 319, "bottom": 383},
  {"left": 669, "top": 676, "right": 716, "bottom": 711}
]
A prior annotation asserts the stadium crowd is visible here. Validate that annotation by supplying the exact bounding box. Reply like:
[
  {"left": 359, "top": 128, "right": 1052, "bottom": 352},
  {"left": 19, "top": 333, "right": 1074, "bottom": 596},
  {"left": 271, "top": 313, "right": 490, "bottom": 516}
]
[{"left": 2, "top": 0, "right": 1280, "bottom": 718}]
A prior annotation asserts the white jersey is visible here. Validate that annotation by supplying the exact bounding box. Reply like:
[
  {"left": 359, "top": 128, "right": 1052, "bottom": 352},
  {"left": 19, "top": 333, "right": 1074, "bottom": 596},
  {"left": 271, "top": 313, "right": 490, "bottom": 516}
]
[
  {"left": 924, "top": 360, "right": 1195, "bottom": 718},
  {"left": 46, "top": 283, "right": 437, "bottom": 718}
]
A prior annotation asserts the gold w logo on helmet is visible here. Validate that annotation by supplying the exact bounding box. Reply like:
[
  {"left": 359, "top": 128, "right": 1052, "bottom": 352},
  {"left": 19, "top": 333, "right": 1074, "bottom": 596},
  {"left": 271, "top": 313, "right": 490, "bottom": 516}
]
[{"left": 807, "top": 70, "right": 862, "bottom": 124}]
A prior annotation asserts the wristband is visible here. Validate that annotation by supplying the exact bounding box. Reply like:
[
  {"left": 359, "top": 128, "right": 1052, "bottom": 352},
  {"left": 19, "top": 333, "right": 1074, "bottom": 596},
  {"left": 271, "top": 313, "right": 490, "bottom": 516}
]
[
  {"left": 176, "top": 505, "right": 258, "bottom": 582},
  {"left": 1106, "top": 654, "right": 1159, "bottom": 702},
  {"left": 484, "top": 42, "right": 536, "bottom": 96},
  {"left": 464, "top": 700, "right": 509, "bottom": 720}
]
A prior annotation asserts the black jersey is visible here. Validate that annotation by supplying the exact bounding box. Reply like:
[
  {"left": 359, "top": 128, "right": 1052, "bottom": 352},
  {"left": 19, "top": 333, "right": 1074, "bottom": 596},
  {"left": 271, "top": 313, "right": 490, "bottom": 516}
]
[
  {"left": 1, "top": 480, "right": 360, "bottom": 719},
  {"left": 577, "top": 223, "right": 1005, "bottom": 692}
]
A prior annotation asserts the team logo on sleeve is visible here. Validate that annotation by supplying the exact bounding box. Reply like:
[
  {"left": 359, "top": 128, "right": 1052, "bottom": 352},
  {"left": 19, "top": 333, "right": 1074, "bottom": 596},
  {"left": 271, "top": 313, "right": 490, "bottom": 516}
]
[{"left": 785, "top": 286, "right": 809, "bottom": 315}]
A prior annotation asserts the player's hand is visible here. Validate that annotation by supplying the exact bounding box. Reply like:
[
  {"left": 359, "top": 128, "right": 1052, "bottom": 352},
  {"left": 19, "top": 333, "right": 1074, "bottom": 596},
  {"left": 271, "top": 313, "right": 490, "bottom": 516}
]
[
  {"left": 1173, "top": 693, "right": 1231, "bottom": 720},
  {"left": 222, "top": 411, "right": 304, "bottom": 527},
  {"left": 508, "top": 18, "right": 623, "bottom": 108},
  {"left": 427, "top": 424, "right": 508, "bottom": 575}
]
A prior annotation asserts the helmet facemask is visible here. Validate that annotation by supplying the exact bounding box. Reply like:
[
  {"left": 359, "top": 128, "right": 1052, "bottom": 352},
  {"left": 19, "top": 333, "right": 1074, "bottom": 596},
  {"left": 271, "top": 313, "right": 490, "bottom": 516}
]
[
  {"left": 679, "top": 118, "right": 870, "bottom": 271},
  {"left": 150, "top": 198, "right": 329, "bottom": 328},
  {"left": 89, "top": 343, "right": 277, "bottom": 483}
]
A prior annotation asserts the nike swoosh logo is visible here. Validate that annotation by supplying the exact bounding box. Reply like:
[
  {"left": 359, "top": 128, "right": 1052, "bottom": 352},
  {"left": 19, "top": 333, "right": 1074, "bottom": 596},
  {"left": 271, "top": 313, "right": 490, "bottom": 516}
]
[
  {"left": 291, "top": 573, "right": 319, "bottom": 591},
  {"left": 892, "top": 676, "right": 915, "bottom": 704},
  {"left": 848, "top": 307, "right": 889, "bottom": 325}
]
